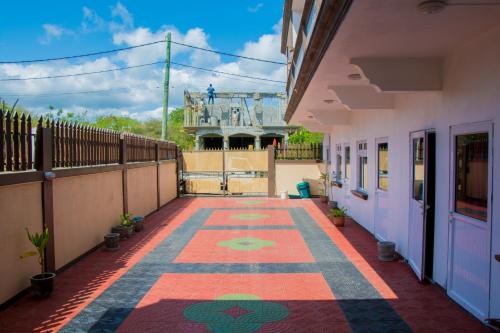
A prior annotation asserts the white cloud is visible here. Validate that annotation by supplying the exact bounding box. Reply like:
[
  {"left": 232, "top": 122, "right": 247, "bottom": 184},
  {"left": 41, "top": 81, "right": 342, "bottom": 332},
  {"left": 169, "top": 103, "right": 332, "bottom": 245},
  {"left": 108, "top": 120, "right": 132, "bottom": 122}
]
[
  {"left": 110, "top": 2, "right": 134, "bottom": 31},
  {"left": 39, "top": 24, "right": 74, "bottom": 45},
  {"left": 248, "top": 3, "right": 264, "bottom": 13},
  {"left": 81, "top": 7, "right": 106, "bottom": 32},
  {"left": 1, "top": 2, "right": 286, "bottom": 121}
]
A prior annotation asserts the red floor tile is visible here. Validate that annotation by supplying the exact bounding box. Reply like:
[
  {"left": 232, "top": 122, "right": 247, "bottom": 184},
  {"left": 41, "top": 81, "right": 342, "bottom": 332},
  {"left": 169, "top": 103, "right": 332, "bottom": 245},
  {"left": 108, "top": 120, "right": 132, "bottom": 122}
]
[{"left": 204, "top": 209, "right": 294, "bottom": 226}]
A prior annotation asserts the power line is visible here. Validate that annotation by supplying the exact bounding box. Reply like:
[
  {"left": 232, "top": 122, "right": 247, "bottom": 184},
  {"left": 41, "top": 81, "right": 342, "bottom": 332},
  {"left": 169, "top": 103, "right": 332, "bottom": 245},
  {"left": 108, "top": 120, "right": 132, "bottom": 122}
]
[
  {"left": 0, "top": 88, "right": 120, "bottom": 97},
  {"left": 0, "top": 60, "right": 285, "bottom": 85},
  {"left": 0, "top": 41, "right": 165, "bottom": 65},
  {"left": 170, "top": 61, "right": 286, "bottom": 83},
  {"left": 0, "top": 40, "right": 286, "bottom": 65},
  {"left": 170, "top": 41, "right": 286, "bottom": 65},
  {"left": 0, "top": 61, "right": 164, "bottom": 81}
]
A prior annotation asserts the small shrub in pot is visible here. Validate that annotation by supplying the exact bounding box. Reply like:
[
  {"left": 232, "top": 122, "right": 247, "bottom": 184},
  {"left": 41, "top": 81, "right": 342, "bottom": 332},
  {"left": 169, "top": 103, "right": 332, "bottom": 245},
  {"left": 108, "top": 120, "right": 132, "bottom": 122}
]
[
  {"left": 111, "top": 225, "right": 128, "bottom": 240},
  {"left": 327, "top": 207, "right": 349, "bottom": 227},
  {"left": 20, "top": 228, "right": 56, "bottom": 297},
  {"left": 120, "top": 213, "right": 135, "bottom": 237},
  {"left": 319, "top": 172, "right": 329, "bottom": 203}
]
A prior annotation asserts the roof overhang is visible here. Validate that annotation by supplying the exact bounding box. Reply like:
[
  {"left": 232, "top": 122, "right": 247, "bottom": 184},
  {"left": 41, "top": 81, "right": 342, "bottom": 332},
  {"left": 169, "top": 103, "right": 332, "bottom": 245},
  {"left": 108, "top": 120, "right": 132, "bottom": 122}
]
[{"left": 287, "top": 0, "right": 500, "bottom": 129}]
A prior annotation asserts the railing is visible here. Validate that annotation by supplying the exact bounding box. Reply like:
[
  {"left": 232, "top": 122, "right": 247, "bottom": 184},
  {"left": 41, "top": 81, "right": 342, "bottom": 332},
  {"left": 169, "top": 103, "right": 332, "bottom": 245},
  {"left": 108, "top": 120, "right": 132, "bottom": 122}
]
[
  {"left": 0, "top": 109, "right": 35, "bottom": 171},
  {"left": 0, "top": 108, "right": 179, "bottom": 173},
  {"left": 50, "top": 120, "right": 121, "bottom": 168},
  {"left": 275, "top": 143, "right": 323, "bottom": 160}
]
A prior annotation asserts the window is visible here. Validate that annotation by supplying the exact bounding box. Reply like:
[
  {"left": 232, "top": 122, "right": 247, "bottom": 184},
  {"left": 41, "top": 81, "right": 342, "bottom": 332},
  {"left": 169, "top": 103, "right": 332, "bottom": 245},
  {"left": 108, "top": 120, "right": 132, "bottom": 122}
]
[
  {"left": 335, "top": 144, "right": 342, "bottom": 181},
  {"left": 455, "top": 133, "right": 489, "bottom": 222},
  {"left": 304, "top": 1, "right": 318, "bottom": 36},
  {"left": 357, "top": 141, "right": 368, "bottom": 191},
  {"left": 412, "top": 137, "right": 424, "bottom": 201},
  {"left": 344, "top": 145, "right": 351, "bottom": 180},
  {"left": 377, "top": 142, "right": 389, "bottom": 191}
]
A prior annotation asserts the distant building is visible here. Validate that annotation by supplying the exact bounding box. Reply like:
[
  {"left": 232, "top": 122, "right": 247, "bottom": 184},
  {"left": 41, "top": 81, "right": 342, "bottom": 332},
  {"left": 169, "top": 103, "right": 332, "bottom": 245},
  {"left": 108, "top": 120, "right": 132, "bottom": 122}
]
[{"left": 184, "top": 90, "right": 298, "bottom": 150}]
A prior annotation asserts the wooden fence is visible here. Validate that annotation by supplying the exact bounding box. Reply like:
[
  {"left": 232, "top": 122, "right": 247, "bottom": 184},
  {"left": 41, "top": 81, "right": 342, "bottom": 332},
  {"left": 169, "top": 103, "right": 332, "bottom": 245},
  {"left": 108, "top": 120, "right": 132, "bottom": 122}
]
[
  {"left": 275, "top": 143, "right": 323, "bottom": 160},
  {"left": 0, "top": 108, "right": 178, "bottom": 173},
  {"left": 0, "top": 110, "right": 35, "bottom": 171}
]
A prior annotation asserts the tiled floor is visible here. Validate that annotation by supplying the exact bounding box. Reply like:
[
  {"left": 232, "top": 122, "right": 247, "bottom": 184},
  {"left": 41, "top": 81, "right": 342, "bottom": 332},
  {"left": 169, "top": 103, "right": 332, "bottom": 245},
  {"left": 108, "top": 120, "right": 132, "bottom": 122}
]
[{"left": 0, "top": 197, "right": 492, "bottom": 332}]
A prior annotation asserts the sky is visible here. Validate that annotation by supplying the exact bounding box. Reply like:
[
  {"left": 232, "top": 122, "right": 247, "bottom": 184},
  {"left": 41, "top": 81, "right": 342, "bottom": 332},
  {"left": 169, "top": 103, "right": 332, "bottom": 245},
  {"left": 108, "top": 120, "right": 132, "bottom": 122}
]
[{"left": 0, "top": 1, "right": 286, "bottom": 120}]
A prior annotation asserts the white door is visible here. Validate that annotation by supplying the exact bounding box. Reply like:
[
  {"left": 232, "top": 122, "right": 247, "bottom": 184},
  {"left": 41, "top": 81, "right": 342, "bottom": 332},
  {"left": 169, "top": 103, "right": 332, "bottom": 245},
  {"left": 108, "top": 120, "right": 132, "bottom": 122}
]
[
  {"left": 374, "top": 138, "right": 389, "bottom": 241},
  {"left": 448, "top": 122, "right": 492, "bottom": 321},
  {"left": 408, "top": 131, "right": 427, "bottom": 281}
]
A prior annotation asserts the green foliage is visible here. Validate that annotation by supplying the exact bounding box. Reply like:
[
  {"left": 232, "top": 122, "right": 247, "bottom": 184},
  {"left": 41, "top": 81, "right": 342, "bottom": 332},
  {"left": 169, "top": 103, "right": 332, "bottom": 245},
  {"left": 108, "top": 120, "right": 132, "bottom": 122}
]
[
  {"left": 166, "top": 108, "right": 194, "bottom": 150},
  {"left": 288, "top": 126, "right": 324, "bottom": 144},
  {"left": 20, "top": 228, "right": 49, "bottom": 274},
  {"left": 319, "top": 172, "right": 330, "bottom": 195},
  {"left": 120, "top": 213, "right": 133, "bottom": 227},
  {"left": 327, "top": 207, "right": 349, "bottom": 218}
]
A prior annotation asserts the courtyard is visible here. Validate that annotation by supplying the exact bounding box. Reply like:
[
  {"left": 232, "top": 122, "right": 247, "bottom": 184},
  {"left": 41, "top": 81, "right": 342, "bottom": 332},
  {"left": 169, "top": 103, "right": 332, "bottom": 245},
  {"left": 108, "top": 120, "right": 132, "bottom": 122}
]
[{"left": 0, "top": 197, "right": 489, "bottom": 332}]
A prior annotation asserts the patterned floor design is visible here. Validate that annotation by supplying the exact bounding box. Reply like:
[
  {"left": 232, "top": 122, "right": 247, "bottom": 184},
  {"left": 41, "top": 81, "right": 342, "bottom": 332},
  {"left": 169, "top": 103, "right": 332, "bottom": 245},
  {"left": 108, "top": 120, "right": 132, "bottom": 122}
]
[{"left": 0, "top": 198, "right": 492, "bottom": 332}]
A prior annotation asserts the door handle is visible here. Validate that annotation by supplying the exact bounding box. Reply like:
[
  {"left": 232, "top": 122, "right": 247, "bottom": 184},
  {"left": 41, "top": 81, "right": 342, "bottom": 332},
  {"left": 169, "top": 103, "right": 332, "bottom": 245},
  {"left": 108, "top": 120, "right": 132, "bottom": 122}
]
[{"left": 495, "top": 255, "right": 500, "bottom": 262}]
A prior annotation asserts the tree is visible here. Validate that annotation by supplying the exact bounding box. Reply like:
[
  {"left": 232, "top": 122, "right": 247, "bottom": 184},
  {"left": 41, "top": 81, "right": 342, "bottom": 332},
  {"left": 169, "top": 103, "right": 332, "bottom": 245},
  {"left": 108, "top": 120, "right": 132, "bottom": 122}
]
[
  {"left": 166, "top": 108, "right": 194, "bottom": 150},
  {"left": 288, "top": 126, "right": 324, "bottom": 144}
]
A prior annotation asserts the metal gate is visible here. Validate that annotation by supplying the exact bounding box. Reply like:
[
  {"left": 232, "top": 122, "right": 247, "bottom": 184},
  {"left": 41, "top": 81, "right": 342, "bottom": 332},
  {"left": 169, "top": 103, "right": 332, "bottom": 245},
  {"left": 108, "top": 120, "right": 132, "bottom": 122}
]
[{"left": 180, "top": 150, "right": 268, "bottom": 196}]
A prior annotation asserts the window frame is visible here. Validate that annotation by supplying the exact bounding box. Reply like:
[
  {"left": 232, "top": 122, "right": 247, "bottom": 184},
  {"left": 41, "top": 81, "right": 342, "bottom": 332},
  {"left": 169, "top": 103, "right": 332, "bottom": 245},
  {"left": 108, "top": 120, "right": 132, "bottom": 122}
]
[
  {"left": 357, "top": 140, "right": 368, "bottom": 192},
  {"left": 335, "top": 144, "right": 342, "bottom": 182},
  {"left": 376, "top": 139, "right": 389, "bottom": 191},
  {"left": 344, "top": 144, "right": 351, "bottom": 181}
]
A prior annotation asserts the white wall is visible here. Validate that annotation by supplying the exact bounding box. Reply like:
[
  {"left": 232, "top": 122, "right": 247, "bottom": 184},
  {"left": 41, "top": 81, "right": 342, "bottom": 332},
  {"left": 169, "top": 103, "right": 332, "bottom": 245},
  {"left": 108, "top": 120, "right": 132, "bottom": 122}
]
[{"left": 326, "top": 26, "right": 500, "bottom": 288}]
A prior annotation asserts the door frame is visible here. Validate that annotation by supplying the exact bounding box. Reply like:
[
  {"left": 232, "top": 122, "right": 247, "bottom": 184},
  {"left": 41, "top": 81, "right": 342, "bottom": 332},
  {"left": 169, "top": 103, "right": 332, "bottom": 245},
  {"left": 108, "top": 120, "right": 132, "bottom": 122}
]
[
  {"left": 447, "top": 121, "right": 493, "bottom": 320},
  {"left": 407, "top": 129, "right": 436, "bottom": 281},
  {"left": 374, "top": 137, "right": 389, "bottom": 241}
]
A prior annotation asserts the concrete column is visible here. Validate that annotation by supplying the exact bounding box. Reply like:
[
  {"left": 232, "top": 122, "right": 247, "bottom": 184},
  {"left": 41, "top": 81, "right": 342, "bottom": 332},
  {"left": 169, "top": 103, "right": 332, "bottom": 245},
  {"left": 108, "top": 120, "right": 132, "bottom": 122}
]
[
  {"left": 284, "top": 132, "right": 289, "bottom": 145},
  {"left": 223, "top": 136, "right": 229, "bottom": 150},
  {"left": 195, "top": 135, "right": 200, "bottom": 150},
  {"left": 255, "top": 136, "right": 261, "bottom": 150}
]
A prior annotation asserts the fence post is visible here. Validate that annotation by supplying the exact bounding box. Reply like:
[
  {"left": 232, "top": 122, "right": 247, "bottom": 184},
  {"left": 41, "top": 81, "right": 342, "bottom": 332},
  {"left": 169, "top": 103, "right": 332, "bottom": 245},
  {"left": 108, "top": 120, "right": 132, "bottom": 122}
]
[
  {"left": 155, "top": 143, "right": 160, "bottom": 210},
  {"left": 38, "top": 127, "right": 56, "bottom": 273},
  {"left": 119, "top": 137, "right": 128, "bottom": 214},
  {"left": 267, "top": 145, "right": 276, "bottom": 197}
]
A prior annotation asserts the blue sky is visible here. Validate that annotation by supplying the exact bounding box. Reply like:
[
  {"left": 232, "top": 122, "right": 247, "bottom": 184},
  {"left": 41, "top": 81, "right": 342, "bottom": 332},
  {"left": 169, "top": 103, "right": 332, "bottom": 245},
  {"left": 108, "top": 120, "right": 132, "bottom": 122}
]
[{"left": 0, "top": 1, "right": 286, "bottom": 119}]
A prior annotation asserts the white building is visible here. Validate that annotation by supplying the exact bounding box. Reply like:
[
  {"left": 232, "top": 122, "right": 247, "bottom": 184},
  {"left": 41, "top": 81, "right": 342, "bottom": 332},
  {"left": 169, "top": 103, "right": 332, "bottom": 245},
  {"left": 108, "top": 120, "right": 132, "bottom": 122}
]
[{"left": 281, "top": 0, "right": 500, "bottom": 324}]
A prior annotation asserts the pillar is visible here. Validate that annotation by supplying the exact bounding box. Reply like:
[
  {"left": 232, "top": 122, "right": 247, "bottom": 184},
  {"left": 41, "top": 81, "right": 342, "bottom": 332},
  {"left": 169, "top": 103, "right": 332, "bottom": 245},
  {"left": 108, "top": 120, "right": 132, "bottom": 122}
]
[
  {"left": 195, "top": 135, "right": 200, "bottom": 150},
  {"left": 255, "top": 136, "right": 261, "bottom": 150},
  {"left": 223, "top": 136, "right": 229, "bottom": 150}
]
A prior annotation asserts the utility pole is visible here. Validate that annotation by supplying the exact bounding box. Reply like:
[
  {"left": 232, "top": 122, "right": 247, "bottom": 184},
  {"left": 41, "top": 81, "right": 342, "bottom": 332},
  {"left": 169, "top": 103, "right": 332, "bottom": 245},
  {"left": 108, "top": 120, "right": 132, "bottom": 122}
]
[{"left": 161, "top": 32, "right": 171, "bottom": 140}]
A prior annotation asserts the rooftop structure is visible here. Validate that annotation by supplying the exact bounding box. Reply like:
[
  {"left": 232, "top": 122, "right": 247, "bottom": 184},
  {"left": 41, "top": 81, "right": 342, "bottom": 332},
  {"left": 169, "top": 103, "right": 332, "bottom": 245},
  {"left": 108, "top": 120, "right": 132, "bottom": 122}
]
[{"left": 184, "top": 90, "right": 298, "bottom": 150}]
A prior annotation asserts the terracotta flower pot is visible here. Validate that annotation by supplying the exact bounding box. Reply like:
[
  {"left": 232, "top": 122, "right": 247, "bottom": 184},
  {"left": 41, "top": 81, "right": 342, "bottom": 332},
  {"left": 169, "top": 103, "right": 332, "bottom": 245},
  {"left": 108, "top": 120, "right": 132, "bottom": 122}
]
[{"left": 332, "top": 216, "right": 345, "bottom": 227}]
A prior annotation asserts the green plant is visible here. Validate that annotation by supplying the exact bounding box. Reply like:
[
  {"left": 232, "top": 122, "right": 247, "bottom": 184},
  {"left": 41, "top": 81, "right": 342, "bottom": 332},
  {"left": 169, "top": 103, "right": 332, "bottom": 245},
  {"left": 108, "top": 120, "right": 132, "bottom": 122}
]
[
  {"left": 120, "top": 213, "right": 133, "bottom": 227},
  {"left": 20, "top": 228, "right": 49, "bottom": 274},
  {"left": 327, "top": 207, "right": 348, "bottom": 218},
  {"left": 319, "top": 172, "right": 330, "bottom": 195}
]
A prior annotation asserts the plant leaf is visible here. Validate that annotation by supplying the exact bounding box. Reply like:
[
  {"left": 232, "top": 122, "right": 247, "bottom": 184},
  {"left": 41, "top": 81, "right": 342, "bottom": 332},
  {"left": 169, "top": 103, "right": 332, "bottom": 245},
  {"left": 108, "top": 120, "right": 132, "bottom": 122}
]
[{"left": 20, "top": 251, "right": 37, "bottom": 259}]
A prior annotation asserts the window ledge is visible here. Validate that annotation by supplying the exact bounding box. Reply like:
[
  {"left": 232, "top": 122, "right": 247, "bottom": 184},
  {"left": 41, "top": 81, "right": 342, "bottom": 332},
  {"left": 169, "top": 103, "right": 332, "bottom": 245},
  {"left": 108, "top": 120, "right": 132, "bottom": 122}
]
[
  {"left": 351, "top": 190, "right": 368, "bottom": 200},
  {"left": 331, "top": 180, "right": 343, "bottom": 188}
]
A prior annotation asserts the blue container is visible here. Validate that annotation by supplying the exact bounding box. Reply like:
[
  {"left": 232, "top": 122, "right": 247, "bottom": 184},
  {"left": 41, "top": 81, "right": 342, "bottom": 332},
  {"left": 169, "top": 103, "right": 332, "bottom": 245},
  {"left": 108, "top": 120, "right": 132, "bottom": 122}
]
[{"left": 296, "top": 182, "right": 311, "bottom": 198}]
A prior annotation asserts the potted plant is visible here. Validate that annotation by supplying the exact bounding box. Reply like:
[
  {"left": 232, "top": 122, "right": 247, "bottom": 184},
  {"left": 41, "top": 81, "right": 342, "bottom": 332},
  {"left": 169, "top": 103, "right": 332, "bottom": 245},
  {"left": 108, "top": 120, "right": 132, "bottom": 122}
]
[
  {"left": 319, "top": 172, "right": 330, "bottom": 203},
  {"left": 111, "top": 222, "right": 128, "bottom": 240},
  {"left": 327, "top": 207, "right": 349, "bottom": 227},
  {"left": 132, "top": 216, "right": 145, "bottom": 232},
  {"left": 20, "top": 228, "right": 56, "bottom": 297},
  {"left": 120, "top": 213, "right": 135, "bottom": 237}
]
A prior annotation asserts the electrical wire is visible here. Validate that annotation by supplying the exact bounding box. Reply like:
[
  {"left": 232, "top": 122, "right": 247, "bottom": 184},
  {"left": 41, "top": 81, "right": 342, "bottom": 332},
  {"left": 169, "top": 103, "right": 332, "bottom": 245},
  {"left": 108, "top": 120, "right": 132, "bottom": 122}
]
[
  {"left": 170, "top": 61, "right": 286, "bottom": 83},
  {"left": 0, "top": 88, "right": 120, "bottom": 97},
  {"left": 0, "top": 40, "right": 165, "bottom": 64},
  {"left": 170, "top": 41, "right": 286, "bottom": 65},
  {"left": 0, "top": 61, "right": 165, "bottom": 81},
  {"left": 0, "top": 40, "right": 286, "bottom": 65},
  {"left": 0, "top": 60, "right": 285, "bottom": 85}
]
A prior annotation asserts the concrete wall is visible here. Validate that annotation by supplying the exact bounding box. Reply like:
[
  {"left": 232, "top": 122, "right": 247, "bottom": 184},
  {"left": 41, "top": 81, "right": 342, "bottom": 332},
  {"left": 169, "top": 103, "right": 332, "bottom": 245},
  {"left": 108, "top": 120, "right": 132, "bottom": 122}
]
[
  {"left": 275, "top": 162, "right": 325, "bottom": 196},
  {"left": 326, "top": 26, "right": 500, "bottom": 290},
  {"left": 0, "top": 182, "right": 43, "bottom": 304},
  {"left": 53, "top": 171, "right": 123, "bottom": 269},
  {"left": 127, "top": 166, "right": 157, "bottom": 217},
  {"left": 0, "top": 159, "right": 179, "bottom": 305},
  {"left": 159, "top": 161, "right": 177, "bottom": 206}
]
